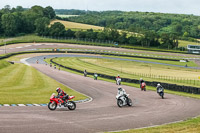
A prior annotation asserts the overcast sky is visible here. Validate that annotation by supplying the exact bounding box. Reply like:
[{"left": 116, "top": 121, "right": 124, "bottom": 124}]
[{"left": 0, "top": 0, "right": 200, "bottom": 15}]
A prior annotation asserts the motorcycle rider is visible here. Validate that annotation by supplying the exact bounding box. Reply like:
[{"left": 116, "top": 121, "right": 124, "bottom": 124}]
[
  {"left": 56, "top": 88, "right": 68, "bottom": 105},
  {"left": 117, "top": 86, "right": 127, "bottom": 97},
  {"left": 84, "top": 69, "right": 87, "bottom": 77},
  {"left": 156, "top": 83, "right": 163, "bottom": 93},
  {"left": 94, "top": 73, "right": 98, "bottom": 80},
  {"left": 116, "top": 74, "right": 121, "bottom": 84},
  {"left": 139, "top": 78, "right": 145, "bottom": 88},
  {"left": 116, "top": 74, "right": 121, "bottom": 80}
]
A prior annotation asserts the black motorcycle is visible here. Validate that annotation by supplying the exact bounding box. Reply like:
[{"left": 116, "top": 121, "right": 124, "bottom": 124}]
[{"left": 158, "top": 87, "right": 164, "bottom": 99}]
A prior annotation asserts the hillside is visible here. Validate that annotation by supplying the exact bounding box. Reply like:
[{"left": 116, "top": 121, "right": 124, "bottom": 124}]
[
  {"left": 51, "top": 19, "right": 104, "bottom": 31},
  {"left": 66, "top": 11, "right": 200, "bottom": 39}
]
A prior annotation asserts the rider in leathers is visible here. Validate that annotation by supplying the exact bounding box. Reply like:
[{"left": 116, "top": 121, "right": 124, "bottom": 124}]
[
  {"left": 56, "top": 88, "right": 68, "bottom": 104},
  {"left": 156, "top": 83, "right": 163, "bottom": 93},
  {"left": 116, "top": 74, "right": 121, "bottom": 84},
  {"left": 116, "top": 86, "right": 128, "bottom": 103},
  {"left": 117, "top": 86, "right": 126, "bottom": 96},
  {"left": 139, "top": 78, "right": 145, "bottom": 88}
]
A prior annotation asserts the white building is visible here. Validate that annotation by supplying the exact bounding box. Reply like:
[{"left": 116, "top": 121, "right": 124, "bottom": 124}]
[{"left": 187, "top": 45, "right": 200, "bottom": 54}]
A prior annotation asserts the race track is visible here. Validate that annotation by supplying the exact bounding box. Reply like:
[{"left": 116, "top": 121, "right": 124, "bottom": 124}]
[
  {"left": 0, "top": 61, "right": 200, "bottom": 133},
  {"left": 1, "top": 43, "right": 200, "bottom": 133}
]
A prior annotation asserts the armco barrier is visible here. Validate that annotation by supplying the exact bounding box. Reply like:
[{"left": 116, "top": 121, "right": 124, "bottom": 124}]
[{"left": 51, "top": 58, "right": 200, "bottom": 94}]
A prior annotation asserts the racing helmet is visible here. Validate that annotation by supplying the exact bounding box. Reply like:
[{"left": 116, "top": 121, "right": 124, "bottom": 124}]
[
  {"left": 157, "top": 83, "right": 161, "bottom": 87},
  {"left": 118, "top": 86, "right": 122, "bottom": 91},
  {"left": 56, "top": 87, "right": 61, "bottom": 93}
]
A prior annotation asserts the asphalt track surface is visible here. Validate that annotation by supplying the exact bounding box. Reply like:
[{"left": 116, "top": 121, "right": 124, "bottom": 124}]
[
  {"left": 1, "top": 43, "right": 200, "bottom": 133},
  {"left": 1, "top": 42, "right": 200, "bottom": 58},
  {"left": 1, "top": 62, "right": 200, "bottom": 133}
]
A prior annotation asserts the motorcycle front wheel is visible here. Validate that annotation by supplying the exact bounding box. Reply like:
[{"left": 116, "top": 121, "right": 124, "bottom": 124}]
[
  {"left": 117, "top": 99, "right": 123, "bottom": 107},
  {"left": 48, "top": 101, "right": 57, "bottom": 110},
  {"left": 68, "top": 101, "right": 76, "bottom": 110},
  {"left": 161, "top": 93, "right": 164, "bottom": 99},
  {"left": 127, "top": 98, "right": 132, "bottom": 106},
  {"left": 160, "top": 92, "right": 164, "bottom": 99}
]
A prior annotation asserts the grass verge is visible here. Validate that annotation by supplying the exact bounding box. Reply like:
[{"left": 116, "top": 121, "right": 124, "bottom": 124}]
[{"left": 0, "top": 59, "right": 87, "bottom": 104}]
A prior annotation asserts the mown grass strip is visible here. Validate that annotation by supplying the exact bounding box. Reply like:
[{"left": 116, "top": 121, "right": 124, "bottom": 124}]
[
  {"left": 108, "top": 116, "right": 200, "bottom": 133},
  {"left": 0, "top": 60, "right": 87, "bottom": 104}
]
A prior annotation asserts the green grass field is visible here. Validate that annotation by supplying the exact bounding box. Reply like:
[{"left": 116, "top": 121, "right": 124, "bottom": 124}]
[
  {"left": 179, "top": 40, "right": 200, "bottom": 47},
  {"left": 105, "top": 55, "right": 198, "bottom": 67},
  {"left": 47, "top": 57, "right": 200, "bottom": 87},
  {"left": 109, "top": 116, "right": 200, "bottom": 133},
  {"left": 0, "top": 59, "right": 87, "bottom": 104},
  {"left": 51, "top": 19, "right": 104, "bottom": 31}
]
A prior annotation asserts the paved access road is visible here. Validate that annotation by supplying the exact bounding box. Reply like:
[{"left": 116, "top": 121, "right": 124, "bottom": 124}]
[{"left": 1, "top": 61, "right": 200, "bottom": 133}]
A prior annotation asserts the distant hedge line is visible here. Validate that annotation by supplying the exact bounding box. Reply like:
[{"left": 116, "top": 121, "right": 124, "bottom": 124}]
[{"left": 51, "top": 58, "right": 200, "bottom": 94}]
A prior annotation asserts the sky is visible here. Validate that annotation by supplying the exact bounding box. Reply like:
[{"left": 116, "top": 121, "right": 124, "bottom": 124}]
[{"left": 0, "top": 0, "right": 200, "bottom": 15}]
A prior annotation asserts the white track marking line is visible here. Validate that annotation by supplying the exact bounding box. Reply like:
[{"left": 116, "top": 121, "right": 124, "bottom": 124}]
[
  {"left": 24, "top": 45, "right": 32, "bottom": 47},
  {"left": 33, "top": 104, "right": 40, "bottom": 106},
  {"left": 20, "top": 58, "right": 31, "bottom": 66},
  {"left": 16, "top": 46, "right": 23, "bottom": 49},
  {"left": 3, "top": 104, "right": 10, "bottom": 106},
  {"left": 17, "top": 104, "right": 26, "bottom": 106}
]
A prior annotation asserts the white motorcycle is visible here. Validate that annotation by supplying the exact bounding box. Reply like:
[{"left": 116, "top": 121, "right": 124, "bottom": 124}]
[
  {"left": 116, "top": 94, "right": 132, "bottom": 107},
  {"left": 116, "top": 78, "right": 121, "bottom": 85}
]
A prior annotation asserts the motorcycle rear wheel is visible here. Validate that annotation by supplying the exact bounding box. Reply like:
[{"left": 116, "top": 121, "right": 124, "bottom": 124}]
[
  {"left": 68, "top": 101, "right": 76, "bottom": 110},
  {"left": 48, "top": 101, "right": 57, "bottom": 110},
  {"left": 117, "top": 99, "right": 123, "bottom": 107}
]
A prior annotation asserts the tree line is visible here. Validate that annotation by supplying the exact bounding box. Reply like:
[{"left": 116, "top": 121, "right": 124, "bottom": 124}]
[
  {"left": 65, "top": 10, "right": 200, "bottom": 41},
  {"left": 0, "top": 5, "right": 56, "bottom": 36},
  {"left": 0, "top": 6, "right": 183, "bottom": 49}
]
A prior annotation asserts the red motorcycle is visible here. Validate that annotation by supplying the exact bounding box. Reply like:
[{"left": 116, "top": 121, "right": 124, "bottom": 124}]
[
  {"left": 141, "top": 82, "right": 146, "bottom": 91},
  {"left": 48, "top": 93, "right": 76, "bottom": 111}
]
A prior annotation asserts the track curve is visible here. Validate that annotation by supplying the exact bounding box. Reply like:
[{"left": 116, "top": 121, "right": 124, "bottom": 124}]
[
  {"left": 1, "top": 43, "right": 200, "bottom": 133},
  {"left": 1, "top": 59, "right": 200, "bottom": 133},
  {"left": 26, "top": 54, "right": 199, "bottom": 69}
]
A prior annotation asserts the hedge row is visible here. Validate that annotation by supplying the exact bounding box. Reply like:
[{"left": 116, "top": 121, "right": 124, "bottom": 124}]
[{"left": 51, "top": 58, "right": 200, "bottom": 94}]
